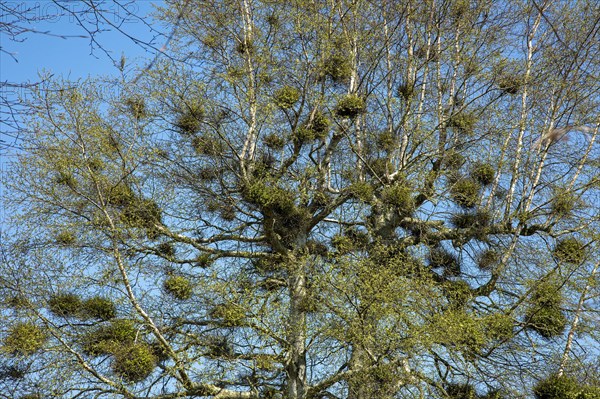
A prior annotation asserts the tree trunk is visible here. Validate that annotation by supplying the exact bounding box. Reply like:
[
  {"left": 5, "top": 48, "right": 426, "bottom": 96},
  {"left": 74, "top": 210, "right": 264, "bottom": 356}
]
[{"left": 285, "top": 248, "right": 307, "bottom": 399}]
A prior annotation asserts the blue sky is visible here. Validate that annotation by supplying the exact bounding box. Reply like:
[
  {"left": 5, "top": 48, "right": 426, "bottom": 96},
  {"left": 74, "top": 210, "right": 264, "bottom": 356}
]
[{"left": 1, "top": 1, "right": 165, "bottom": 153}]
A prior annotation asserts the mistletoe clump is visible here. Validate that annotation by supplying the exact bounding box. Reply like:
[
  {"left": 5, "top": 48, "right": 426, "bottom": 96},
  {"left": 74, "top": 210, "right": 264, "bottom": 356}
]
[
  {"left": 447, "top": 112, "right": 477, "bottom": 134},
  {"left": 163, "top": 275, "right": 193, "bottom": 300},
  {"left": 55, "top": 231, "right": 76, "bottom": 246},
  {"left": 221, "top": 206, "right": 238, "bottom": 221},
  {"left": 204, "top": 335, "right": 234, "bottom": 358},
  {"left": 48, "top": 293, "right": 82, "bottom": 318},
  {"left": 106, "top": 183, "right": 162, "bottom": 234},
  {"left": 527, "top": 306, "right": 567, "bottom": 339},
  {"left": 533, "top": 374, "right": 580, "bottom": 399},
  {"left": 480, "top": 390, "right": 507, "bottom": 399},
  {"left": 450, "top": 178, "right": 481, "bottom": 208},
  {"left": 396, "top": 82, "right": 415, "bottom": 99},
  {"left": 444, "top": 150, "right": 466, "bottom": 171},
  {"left": 242, "top": 179, "right": 296, "bottom": 213},
  {"left": 494, "top": 67, "right": 525, "bottom": 95},
  {"left": 202, "top": 34, "right": 218, "bottom": 48},
  {"left": 124, "top": 97, "right": 146, "bottom": 119},
  {"left": 49, "top": 292, "right": 114, "bottom": 322},
  {"left": 198, "top": 166, "right": 222, "bottom": 181},
  {"left": 553, "top": 238, "right": 586, "bottom": 264},
  {"left": 429, "top": 248, "right": 460, "bottom": 276},
  {"left": 321, "top": 54, "right": 352, "bottom": 83},
  {"left": 255, "top": 354, "right": 277, "bottom": 371},
  {"left": 343, "top": 227, "right": 370, "bottom": 250},
  {"left": 483, "top": 313, "right": 514, "bottom": 341},
  {"left": 273, "top": 86, "right": 300, "bottom": 109},
  {"left": 87, "top": 157, "right": 104, "bottom": 172},
  {"left": 175, "top": 102, "right": 204, "bottom": 135},
  {"left": 432, "top": 308, "right": 484, "bottom": 353},
  {"left": 81, "top": 319, "right": 137, "bottom": 356},
  {"left": 112, "top": 342, "right": 157, "bottom": 382},
  {"left": 156, "top": 242, "right": 176, "bottom": 258},
  {"left": 252, "top": 255, "right": 285, "bottom": 275},
  {"left": 497, "top": 74, "right": 524, "bottom": 95},
  {"left": 195, "top": 253, "right": 214, "bottom": 268},
  {"left": 347, "top": 181, "right": 375, "bottom": 203},
  {"left": 299, "top": 292, "right": 321, "bottom": 313},
  {"left": 477, "top": 249, "right": 500, "bottom": 270},
  {"left": 445, "top": 385, "right": 507, "bottom": 399},
  {"left": 82, "top": 297, "right": 117, "bottom": 321},
  {"left": 121, "top": 198, "right": 162, "bottom": 231},
  {"left": 330, "top": 234, "right": 355, "bottom": 255},
  {"left": 306, "top": 239, "right": 329, "bottom": 256},
  {"left": 106, "top": 183, "right": 135, "bottom": 207},
  {"left": 295, "top": 111, "right": 331, "bottom": 142},
  {"left": 263, "top": 133, "right": 286, "bottom": 150},
  {"left": 3, "top": 323, "right": 47, "bottom": 356},
  {"left": 335, "top": 94, "right": 366, "bottom": 119},
  {"left": 470, "top": 162, "right": 495, "bottom": 186},
  {"left": 578, "top": 386, "right": 600, "bottom": 399},
  {"left": 235, "top": 39, "right": 255, "bottom": 55},
  {"left": 365, "top": 157, "right": 390, "bottom": 178},
  {"left": 148, "top": 341, "right": 170, "bottom": 363},
  {"left": 445, "top": 383, "right": 477, "bottom": 399},
  {"left": 526, "top": 281, "right": 567, "bottom": 339},
  {"left": 54, "top": 170, "right": 77, "bottom": 188},
  {"left": 210, "top": 302, "right": 246, "bottom": 327},
  {"left": 449, "top": 209, "right": 491, "bottom": 242},
  {"left": 5, "top": 294, "right": 30, "bottom": 309},
  {"left": 381, "top": 183, "right": 415, "bottom": 215},
  {"left": 376, "top": 131, "right": 396, "bottom": 152},
  {"left": 191, "top": 134, "right": 225, "bottom": 156},
  {"left": 551, "top": 190, "right": 577, "bottom": 218},
  {"left": 443, "top": 280, "right": 473, "bottom": 309},
  {"left": 0, "top": 364, "right": 25, "bottom": 380}
]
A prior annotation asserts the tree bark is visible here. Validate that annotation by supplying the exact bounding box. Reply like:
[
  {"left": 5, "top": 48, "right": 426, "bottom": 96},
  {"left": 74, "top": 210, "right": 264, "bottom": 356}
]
[{"left": 285, "top": 246, "right": 308, "bottom": 399}]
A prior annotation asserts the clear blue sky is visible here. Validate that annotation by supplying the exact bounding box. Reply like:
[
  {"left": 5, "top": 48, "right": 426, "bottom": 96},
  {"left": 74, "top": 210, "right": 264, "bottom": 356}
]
[{"left": 0, "top": 1, "right": 165, "bottom": 153}]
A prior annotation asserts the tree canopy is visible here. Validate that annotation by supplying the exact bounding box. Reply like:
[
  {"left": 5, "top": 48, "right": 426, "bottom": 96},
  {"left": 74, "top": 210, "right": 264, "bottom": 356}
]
[{"left": 1, "top": 1, "right": 600, "bottom": 398}]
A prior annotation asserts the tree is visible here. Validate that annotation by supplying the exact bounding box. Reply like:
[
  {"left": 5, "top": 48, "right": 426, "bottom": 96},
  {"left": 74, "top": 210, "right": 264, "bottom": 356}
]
[
  {"left": 0, "top": 0, "right": 178, "bottom": 153},
  {"left": 1, "top": 1, "right": 600, "bottom": 398}
]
